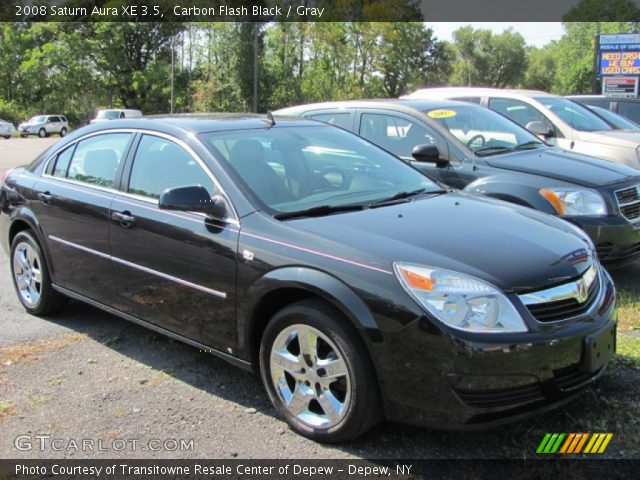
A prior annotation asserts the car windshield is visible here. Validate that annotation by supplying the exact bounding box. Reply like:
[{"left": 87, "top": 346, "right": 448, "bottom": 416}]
[
  {"left": 587, "top": 105, "right": 640, "bottom": 130},
  {"left": 200, "top": 125, "right": 442, "bottom": 216},
  {"left": 423, "top": 105, "right": 545, "bottom": 156},
  {"left": 97, "top": 111, "right": 121, "bottom": 120},
  {"left": 534, "top": 96, "right": 612, "bottom": 131},
  {"left": 29, "top": 116, "right": 46, "bottom": 123}
]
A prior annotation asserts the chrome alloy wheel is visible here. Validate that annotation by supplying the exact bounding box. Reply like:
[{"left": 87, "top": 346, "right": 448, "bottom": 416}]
[
  {"left": 270, "top": 324, "right": 351, "bottom": 429},
  {"left": 12, "top": 241, "right": 43, "bottom": 308}
]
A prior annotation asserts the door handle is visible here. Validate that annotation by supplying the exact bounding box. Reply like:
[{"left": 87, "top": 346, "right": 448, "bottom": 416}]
[
  {"left": 111, "top": 210, "right": 135, "bottom": 227},
  {"left": 38, "top": 191, "right": 53, "bottom": 204}
]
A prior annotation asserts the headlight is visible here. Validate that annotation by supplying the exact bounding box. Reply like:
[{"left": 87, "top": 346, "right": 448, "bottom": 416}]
[
  {"left": 394, "top": 263, "right": 528, "bottom": 333},
  {"left": 539, "top": 188, "right": 607, "bottom": 216}
]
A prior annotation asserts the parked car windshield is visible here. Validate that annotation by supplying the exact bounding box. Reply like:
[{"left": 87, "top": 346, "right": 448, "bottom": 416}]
[
  {"left": 534, "top": 96, "right": 612, "bottom": 131},
  {"left": 200, "top": 125, "right": 442, "bottom": 215},
  {"left": 587, "top": 105, "right": 640, "bottom": 130},
  {"left": 423, "top": 105, "right": 545, "bottom": 157},
  {"left": 29, "top": 116, "right": 46, "bottom": 123},
  {"left": 97, "top": 111, "right": 121, "bottom": 120}
]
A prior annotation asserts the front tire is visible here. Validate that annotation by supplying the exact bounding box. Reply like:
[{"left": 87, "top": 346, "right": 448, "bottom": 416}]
[
  {"left": 10, "top": 230, "right": 66, "bottom": 315},
  {"left": 260, "top": 299, "right": 382, "bottom": 443},
  {"left": 38, "top": 128, "right": 46, "bottom": 138},
  {"left": 60, "top": 127, "right": 67, "bottom": 137}
]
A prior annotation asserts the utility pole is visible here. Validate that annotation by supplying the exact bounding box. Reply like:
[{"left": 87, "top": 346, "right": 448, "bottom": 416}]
[
  {"left": 170, "top": 35, "right": 175, "bottom": 114},
  {"left": 253, "top": 22, "right": 259, "bottom": 113}
]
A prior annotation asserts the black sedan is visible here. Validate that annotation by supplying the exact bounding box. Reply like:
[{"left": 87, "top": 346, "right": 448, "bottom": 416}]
[
  {"left": 0, "top": 115, "right": 616, "bottom": 442},
  {"left": 276, "top": 100, "right": 640, "bottom": 267}
]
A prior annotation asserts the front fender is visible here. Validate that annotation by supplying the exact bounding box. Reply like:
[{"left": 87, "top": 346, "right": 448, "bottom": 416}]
[
  {"left": 463, "top": 175, "right": 558, "bottom": 214},
  {"left": 238, "top": 266, "right": 381, "bottom": 361}
]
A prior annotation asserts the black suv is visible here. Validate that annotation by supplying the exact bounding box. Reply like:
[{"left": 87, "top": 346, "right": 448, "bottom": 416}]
[{"left": 277, "top": 100, "right": 640, "bottom": 267}]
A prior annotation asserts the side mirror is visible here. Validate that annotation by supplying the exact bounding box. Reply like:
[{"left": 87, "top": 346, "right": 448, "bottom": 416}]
[
  {"left": 159, "top": 185, "right": 227, "bottom": 218},
  {"left": 411, "top": 144, "right": 449, "bottom": 168},
  {"left": 526, "top": 121, "right": 553, "bottom": 138}
]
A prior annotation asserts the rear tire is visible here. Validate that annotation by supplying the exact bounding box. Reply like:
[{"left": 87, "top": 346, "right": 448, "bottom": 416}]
[
  {"left": 3, "top": 135, "right": 9, "bottom": 139},
  {"left": 260, "top": 299, "right": 382, "bottom": 443},
  {"left": 10, "top": 230, "right": 67, "bottom": 315}
]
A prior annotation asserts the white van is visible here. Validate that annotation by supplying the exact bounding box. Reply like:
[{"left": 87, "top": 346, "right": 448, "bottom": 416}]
[{"left": 91, "top": 109, "right": 143, "bottom": 123}]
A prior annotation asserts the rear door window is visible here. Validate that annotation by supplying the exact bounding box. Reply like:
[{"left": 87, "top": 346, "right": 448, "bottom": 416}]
[{"left": 66, "top": 133, "right": 132, "bottom": 188}]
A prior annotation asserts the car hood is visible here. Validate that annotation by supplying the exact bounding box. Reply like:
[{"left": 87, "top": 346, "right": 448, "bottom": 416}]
[
  {"left": 576, "top": 130, "right": 640, "bottom": 148},
  {"left": 291, "top": 192, "right": 594, "bottom": 293},
  {"left": 485, "top": 147, "right": 639, "bottom": 187}
]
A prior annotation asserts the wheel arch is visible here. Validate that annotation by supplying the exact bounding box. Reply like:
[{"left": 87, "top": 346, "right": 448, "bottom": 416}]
[
  {"left": 240, "top": 267, "right": 382, "bottom": 369},
  {"left": 463, "top": 175, "right": 554, "bottom": 212},
  {"left": 7, "top": 212, "right": 56, "bottom": 279}
]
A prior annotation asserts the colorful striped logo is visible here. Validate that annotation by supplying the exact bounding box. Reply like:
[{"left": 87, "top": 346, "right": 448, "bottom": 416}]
[{"left": 536, "top": 433, "right": 613, "bottom": 454}]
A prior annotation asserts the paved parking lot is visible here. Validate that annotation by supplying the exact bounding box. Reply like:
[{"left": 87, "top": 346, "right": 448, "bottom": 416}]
[{"left": 0, "top": 138, "right": 638, "bottom": 459}]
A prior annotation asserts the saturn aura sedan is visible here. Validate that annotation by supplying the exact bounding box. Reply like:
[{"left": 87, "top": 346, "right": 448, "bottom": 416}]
[{"left": 0, "top": 115, "right": 616, "bottom": 442}]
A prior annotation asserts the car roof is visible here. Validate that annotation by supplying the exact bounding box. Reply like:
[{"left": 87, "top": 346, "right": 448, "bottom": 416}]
[
  {"left": 404, "top": 87, "right": 553, "bottom": 99},
  {"left": 80, "top": 113, "right": 320, "bottom": 134},
  {"left": 275, "top": 98, "right": 474, "bottom": 115},
  {"left": 569, "top": 95, "right": 640, "bottom": 103}
]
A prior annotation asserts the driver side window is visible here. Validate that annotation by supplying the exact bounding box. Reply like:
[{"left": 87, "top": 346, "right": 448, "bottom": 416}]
[
  {"left": 128, "top": 135, "right": 215, "bottom": 200},
  {"left": 359, "top": 112, "right": 450, "bottom": 162},
  {"left": 489, "top": 98, "right": 557, "bottom": 137}
]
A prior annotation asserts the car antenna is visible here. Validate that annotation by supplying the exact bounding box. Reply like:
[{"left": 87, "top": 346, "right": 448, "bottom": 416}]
[{"left": 266, "top": 111, "right": 276, "bottom": 128}]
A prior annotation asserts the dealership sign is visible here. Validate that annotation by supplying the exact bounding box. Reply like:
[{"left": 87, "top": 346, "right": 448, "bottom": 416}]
[
  {"left": 598, "top": 34, "right": 640, "bottom": 97},
  {"left": 602, "top": 76, "right": 639, "bottom": 97}
]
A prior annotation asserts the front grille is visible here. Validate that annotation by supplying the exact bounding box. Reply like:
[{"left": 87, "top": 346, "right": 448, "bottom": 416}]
[
  {"left": 554, "top": 365, "right": 603, "bottom": 392},
  {"left": 455, "top": 383, "right": 545, "bottom": 409},
  {"left": 615, "top": 185, "right": 640, "bottom": 222},
  {"left": 519, "top": 265, "right": 600, "bottom": 323},
  {"left": 526, "top": 275, "right": 599, "bottom": 322}
]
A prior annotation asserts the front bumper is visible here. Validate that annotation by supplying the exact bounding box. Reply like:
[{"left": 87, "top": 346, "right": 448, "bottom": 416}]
[
  {"left": 373, "top": 270, "right": 616, "bottom": 429},
  {"left": 19, "top": 126, "right": 39, "bottom": 135},
  {"left": 568, "top": 215, "right": 640, "bottom": 267}
]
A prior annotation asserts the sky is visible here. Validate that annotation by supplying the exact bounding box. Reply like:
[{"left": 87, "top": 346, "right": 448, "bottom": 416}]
[{"left": 428, "top": 23, "right": 565, "bottom": 47}]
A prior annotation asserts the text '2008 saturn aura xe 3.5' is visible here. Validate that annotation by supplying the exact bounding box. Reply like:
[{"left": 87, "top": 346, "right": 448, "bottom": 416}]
[{"left": 0, "top": 115, "right": 616, "bottom": 442}]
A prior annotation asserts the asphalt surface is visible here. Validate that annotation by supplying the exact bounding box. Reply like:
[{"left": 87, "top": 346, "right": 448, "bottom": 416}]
[{"left": 0, "top": 137, "right": 638, "bottom": 460}]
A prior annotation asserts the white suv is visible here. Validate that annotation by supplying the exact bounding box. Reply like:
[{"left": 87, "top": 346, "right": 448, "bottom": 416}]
[
  {"left": 404, "top": 87, "right": 640, "bottom": 169},
  {"left": 90, "top": 109, "right": 142, "bottom": 123},
  {"left": 19, "top": 115, "right": 69, "bottom": 138}
]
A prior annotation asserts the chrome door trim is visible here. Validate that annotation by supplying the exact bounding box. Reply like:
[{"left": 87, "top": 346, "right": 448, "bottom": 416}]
[{"left": 48, "top": 235, "right": 228, "bottom": 299}]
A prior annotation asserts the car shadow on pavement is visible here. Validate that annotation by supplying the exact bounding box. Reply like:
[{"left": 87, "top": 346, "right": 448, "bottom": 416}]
[{"left": 35, "top": 261, "right": 640, "bottom": 460}]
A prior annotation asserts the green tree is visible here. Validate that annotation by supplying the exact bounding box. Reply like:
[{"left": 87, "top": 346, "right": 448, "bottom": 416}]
[
  {"left": 90, "top": 23, "right": 185, "bottom": 112},
  {"left": 450, "top": 26, "right": 527, "bottom": 88},
  {"left": 522, "top": 44, "right": 558, "bottom": 92},
  {"left": 376, "top": 23, "right": 451, "bottom": 97}
]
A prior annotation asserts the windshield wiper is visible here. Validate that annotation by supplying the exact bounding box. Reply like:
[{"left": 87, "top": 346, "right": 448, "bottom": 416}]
[
  {"left": 367, "top": 188, "right": 431, "bottom": 208},
  {"left": 273, "top": 203, "right": 365, "bottom": 220},
  {"left": 473, "top": 146, "right": 512, "bottom": 156},
  {"left": 513, "top": 141, "right": 544, "bottom": 150}
]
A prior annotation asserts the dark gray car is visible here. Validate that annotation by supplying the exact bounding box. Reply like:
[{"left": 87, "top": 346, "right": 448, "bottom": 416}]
[{"left": 276, "top": 99, "right": 640, "bottom": 267}]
